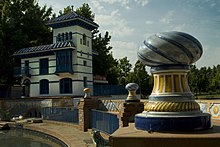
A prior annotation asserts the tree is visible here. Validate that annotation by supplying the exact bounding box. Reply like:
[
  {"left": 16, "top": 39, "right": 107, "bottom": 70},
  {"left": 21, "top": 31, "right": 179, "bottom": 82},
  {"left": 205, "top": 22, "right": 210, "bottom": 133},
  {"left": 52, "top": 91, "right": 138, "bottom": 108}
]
[
  {"left": 132, "top": 60, "right": 152, "bottom": 97},
  {"left": 76, "top": 3, "right": 94, "bottom": 21},
  {"left": 0, "top": 0, "right": 53, "bottom": 94},
  {"left": 117, "top": 57, "right": 132, "bottom": 85},
  {"left": 59, "top": 5, "right": 72, "bottom": 16}
]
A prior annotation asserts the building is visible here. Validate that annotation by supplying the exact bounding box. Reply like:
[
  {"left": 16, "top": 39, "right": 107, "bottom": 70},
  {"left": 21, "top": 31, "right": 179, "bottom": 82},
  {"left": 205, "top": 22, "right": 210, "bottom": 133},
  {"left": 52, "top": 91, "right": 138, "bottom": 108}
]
[{"left": 13, "top": 11, "right": 99, "bottom": 97}]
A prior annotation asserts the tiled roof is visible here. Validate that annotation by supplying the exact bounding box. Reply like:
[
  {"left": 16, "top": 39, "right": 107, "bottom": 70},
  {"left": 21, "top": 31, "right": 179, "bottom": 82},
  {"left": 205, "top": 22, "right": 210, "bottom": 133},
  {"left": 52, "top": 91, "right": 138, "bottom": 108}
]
[
  {"left": 14, "top": 42, "right": 75, "bottom": 55},
  {"left": 47, "top": 11, "right": 98, "bottom": 28}
]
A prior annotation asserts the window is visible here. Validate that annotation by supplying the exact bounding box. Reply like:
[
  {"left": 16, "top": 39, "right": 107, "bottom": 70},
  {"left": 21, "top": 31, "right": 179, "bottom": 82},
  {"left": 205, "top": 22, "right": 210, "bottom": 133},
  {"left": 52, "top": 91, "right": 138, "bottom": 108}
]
[
  {"left": 65, "top": 32, "right": 68, "bottom": 40},
  {"left": 40, "top": 58, "right": 48, "bottom": 75},
  {"left": 83, "top": 60, "right": 87, "bottom": 66},
  {"left": 56, "top": 50, "right": 72, "bottom": 72},
  {"left": 87, "top": 41, "right": 89, "bottom": 47},
  {"left": 80, "top": 38, "right": 82, "bottom": 44},
  {"left": 83, "top": 77, "right": 87, "bottom": 88},
  {"left": 40, "top": 79, "right": 49, "bottom": 94},
  {"left": 69, "top": 32, "right": 72, "bottom": 40},
  {"left": 61, "top": 33, "right": 64, "bottom": 42},
  {"left": 24, "top": 60, "right": 29, "bottom": 75},
  {"left": 57, "top": 33, "right": 61, "bottom": 42},
  {"left": 60, "top": 78, "right": 72, "bottom": 94},
  {"left": 83, "top": 34, "right": 86, "bottom": 45}
]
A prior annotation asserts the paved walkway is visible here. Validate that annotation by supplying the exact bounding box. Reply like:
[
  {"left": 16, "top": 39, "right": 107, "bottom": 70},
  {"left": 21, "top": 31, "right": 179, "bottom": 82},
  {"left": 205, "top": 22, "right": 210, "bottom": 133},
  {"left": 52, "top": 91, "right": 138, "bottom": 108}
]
[{"left": 22, "top": 120, "right": 95, "bottom": 147}]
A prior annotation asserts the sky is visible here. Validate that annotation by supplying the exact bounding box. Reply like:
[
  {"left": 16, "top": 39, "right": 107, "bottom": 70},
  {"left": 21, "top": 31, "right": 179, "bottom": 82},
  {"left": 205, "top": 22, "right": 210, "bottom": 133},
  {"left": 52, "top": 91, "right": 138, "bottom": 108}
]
[{"left": 38, "top": 0, "right": 220, "bottom": 71}]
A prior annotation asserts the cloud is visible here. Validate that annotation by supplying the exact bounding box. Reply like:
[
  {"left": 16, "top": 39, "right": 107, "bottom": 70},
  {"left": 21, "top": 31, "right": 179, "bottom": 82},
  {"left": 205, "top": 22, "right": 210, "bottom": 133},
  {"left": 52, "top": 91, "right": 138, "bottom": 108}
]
[
  {"left": 160, "top": 10, "right": 174, "bottom": 24},
  {"left": 173, "top": 23, "right": 187, "bottom": 31},
  {"left": 145, "top": 20, "right": 153, "bottom": 25},
  {"left": 134, "top": 0, "right": 149, "bottom": 6},
  {"left": 95, "top": 10, "right": 135, "bottom": 37},
  {"left": 90, "top": 0, "right": 149, "bottom": 10},
  {"left": 101, "top": 0, "right": 130, "bottom": 9},
  {"left": 197, "top": 45, "right": 220, "bottom": 68},
  {"left": 90, "top": 0, "right": 104, "bottom": 12},
  {"left": 111, "top": 40, "right": 138, "bottom": 65}
]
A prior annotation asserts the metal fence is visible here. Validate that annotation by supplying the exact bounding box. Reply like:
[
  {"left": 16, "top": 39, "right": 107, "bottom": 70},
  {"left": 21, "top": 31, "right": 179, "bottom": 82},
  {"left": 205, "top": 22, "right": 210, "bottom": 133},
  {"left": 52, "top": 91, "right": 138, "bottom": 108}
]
[
  {"left": 41, "top": 107, "right": 79, "bottom": 124},
  {"left": 90, "top": 109, "right": 119, "bottom": 135}
]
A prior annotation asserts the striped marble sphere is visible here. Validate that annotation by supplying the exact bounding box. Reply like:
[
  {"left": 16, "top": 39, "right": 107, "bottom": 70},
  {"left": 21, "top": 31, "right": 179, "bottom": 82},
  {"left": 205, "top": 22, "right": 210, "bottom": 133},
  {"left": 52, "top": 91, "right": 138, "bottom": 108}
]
[
  {"left": 125, "top": 83, "right": 139, "bottom": 91},
  {"left": 137, "top": 31, "right": 203, "bottom": 66}
]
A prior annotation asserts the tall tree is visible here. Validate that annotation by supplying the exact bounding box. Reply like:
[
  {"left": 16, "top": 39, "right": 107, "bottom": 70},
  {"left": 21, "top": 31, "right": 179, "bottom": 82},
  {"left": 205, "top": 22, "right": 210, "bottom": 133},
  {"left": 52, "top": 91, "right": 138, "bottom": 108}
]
[
  {"left": 76, "top": 3, "right": 94, "bottom": 21},
  {"left": 132, "top": 60, "right": 152, "bottom": 97},
  {"left": 59, "top": 5, "right": 72, "bottom": 16},
  {"left": 117, "top": 57, "right": 132, "bottom": 85},
  {"left": 0, "top": 0, "right": 53, "bottom": 92}
]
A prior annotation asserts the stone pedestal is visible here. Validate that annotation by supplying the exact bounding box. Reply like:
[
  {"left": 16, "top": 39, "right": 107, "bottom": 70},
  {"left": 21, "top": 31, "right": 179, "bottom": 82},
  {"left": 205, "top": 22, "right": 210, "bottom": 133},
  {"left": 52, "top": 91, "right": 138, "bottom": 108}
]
[
  {"left": 110, "top": 121, "right": 220, "bottom": 147},
  {"left": 120, "top": 102, "right": 144, "bottom": 127},
  {"left": 78, "top": 98, "right": 96, "bottom": 131}
]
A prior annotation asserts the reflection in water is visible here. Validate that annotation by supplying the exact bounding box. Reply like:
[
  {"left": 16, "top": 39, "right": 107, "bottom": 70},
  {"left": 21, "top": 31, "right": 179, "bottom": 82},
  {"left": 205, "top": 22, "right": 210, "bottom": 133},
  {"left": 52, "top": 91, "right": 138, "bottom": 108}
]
[{"left": 0, "top": 129, "right": 67, "bottom": 147}]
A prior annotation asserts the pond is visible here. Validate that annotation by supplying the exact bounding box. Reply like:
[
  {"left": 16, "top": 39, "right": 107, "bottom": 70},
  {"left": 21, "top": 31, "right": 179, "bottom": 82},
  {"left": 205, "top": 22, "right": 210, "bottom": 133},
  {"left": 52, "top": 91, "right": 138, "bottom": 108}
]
[{"left": 0, "top": 129, "right": 67, "bottom": 147}]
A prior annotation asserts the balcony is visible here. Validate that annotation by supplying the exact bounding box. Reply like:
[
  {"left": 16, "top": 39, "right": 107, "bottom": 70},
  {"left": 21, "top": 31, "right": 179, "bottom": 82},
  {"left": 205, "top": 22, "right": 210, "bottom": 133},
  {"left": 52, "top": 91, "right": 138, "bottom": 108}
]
[{"left": 14, "top": 67, "right": 31, "bottom": 77}]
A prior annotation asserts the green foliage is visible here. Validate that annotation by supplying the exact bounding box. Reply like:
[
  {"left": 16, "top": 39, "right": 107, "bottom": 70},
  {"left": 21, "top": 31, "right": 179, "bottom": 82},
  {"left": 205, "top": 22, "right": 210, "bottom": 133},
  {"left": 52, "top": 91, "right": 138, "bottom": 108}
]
[
  {"left": 76, "top": 3, "right": 94, "bottom": 20},
  {"left": 131, "top": 61, "right": 152, "bottom": 96},
  {"left": 59, "top": 5, "right": 72, "bottom": 15},
  {"left": 92, "top": 30, "right": 114, "bottom": 77},
  {"left": 0, "top": 0, "right": 53, "bottom": 87},
  {"left": 117, "top": 57, "right": 132, "bottom": 85},
  {"left": 188, "top": 64, "right": 220, "bottom": 95}
]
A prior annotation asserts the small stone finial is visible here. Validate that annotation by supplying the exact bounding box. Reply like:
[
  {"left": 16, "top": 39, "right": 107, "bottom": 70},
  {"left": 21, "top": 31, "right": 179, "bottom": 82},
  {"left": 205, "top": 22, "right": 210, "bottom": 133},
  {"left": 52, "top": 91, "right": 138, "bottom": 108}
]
[
  {"left": 83, "top": 88, "right": 91, "bottom": 99},
  {"left": 125, "top": 83, "right": 139, "bottom": 102}
]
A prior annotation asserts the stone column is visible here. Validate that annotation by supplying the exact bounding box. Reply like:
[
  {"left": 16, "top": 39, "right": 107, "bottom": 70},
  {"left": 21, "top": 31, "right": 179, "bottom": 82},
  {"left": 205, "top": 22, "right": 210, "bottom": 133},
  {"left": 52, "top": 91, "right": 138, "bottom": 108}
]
[
  {"left": 120, "top": 83, "right": 144, "bottom": 127},
  {"left": 78, "top": 88, "right": 96, "bottom": 131}
]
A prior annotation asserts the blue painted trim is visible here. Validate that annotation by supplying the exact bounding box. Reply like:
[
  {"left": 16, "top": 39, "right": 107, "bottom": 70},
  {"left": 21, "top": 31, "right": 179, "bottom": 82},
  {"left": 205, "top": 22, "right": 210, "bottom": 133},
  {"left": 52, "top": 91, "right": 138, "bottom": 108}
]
[
  {"left": 77, "top": 51, "right": 93, "bottom": 56},
  {"left": 77, "top": 56, "right": 92, "bottom": 61},
  {"left": 16, "top": 51, "right": 55, "bottom": 59},
  {"left": 21, "top": 59, "right": 56, "bottom": 64},
  {"left": 74, "top": 71, "right": 92, "bottom": 75},
  {"left": 135, "top": 113, "right": 211, "bottom": 132},
  {"left": 73, "top": 64, "right": 92, "bottom": 68},
  {"left": 31, "top": 80, "right": 93, "bottom": 84},
  {"left": 150, "top": 64, "right": 190, "bottom": 72},
  {"left": 48, "top": 19, "right": 98, "bottom": 31}
]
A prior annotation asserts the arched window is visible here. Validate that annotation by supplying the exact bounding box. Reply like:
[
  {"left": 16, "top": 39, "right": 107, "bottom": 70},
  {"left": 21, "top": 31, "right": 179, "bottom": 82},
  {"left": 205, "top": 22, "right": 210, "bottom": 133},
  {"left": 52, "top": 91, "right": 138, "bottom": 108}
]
[
  {"left": 61, "top": 33, "right": 65, "bottom": 42},
  {"left": 40, "top": 79, "right": 49, "bottom": 94},
  {"left": 69, "top": 32, "right": 72, "bottom": 40},
  {"left": 57, "top": 33, "right": 61, "bottom": 42},
  {"left": 65, "top": 32, "right": 68, "bottom": 41},
  {"left": 83, "top": 34, "right": 86, "bottom": 45},
  {"left": 60, "top": 78, "right": 72, "bottom": 94}
]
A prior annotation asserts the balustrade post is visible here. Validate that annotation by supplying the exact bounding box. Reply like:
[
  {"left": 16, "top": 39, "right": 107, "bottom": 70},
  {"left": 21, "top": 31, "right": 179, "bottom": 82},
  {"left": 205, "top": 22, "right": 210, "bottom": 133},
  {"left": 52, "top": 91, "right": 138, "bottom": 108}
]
[
  {"left": 78, "top": 88, "right": 96, "bottom": 131},
  {"left": 119, "top": 83, "right": 144, "bottom": 127}
]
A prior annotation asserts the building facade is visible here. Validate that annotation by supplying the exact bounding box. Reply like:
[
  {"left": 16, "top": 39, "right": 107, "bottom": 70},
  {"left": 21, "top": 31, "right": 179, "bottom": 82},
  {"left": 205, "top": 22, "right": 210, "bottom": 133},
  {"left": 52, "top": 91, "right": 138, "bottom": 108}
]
[{"left": 14, "top": 12, "right": 98, "bottom": 97}]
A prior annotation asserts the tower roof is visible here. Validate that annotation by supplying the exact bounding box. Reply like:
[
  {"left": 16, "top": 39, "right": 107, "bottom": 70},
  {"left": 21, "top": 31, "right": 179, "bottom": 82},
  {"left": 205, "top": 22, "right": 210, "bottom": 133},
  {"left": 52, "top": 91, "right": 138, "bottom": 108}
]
[
  {"left": 46, "top": 11, "right": 99, "bottom": 30},
  {"left": 14, "top": 42, "right": 75, "bottom": 58}
]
